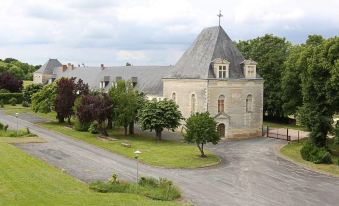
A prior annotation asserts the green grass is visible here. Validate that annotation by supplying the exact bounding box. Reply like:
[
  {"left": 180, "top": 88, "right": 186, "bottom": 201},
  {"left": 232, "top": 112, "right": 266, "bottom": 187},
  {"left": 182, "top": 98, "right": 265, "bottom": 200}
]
[
  {"left": 0, "top": 143, "right": 184, "bottom": 206},
  {"left": 263, "top": 121, "right": 307, "bottom": 131},
  {"left": 1, "top": 104, "right": 57, "bottom": 121},
  {"left": 280, "top": 140, "right": 339, "bottom": 176},
  {"left": 39, "top": 122, "right": 220, "bottom": 169},
  {"left": 0, "top": 128, "right": 43, "bottom": 143},
  {"left": 23, "top": 80, "right": 33, "bottom": 88}
]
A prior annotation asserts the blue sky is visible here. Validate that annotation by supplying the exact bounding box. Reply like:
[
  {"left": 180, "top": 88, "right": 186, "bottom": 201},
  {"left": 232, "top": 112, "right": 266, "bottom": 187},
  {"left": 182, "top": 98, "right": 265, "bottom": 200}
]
[{"left": 0, "top": 0, "right": 338, "bottom": 66}]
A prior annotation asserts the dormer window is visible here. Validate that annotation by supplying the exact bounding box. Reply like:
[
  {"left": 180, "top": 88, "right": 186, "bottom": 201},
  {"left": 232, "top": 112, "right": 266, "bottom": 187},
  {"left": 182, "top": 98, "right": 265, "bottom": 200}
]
[
  {"left": 241, "top": 59, "right": 257, "bottom": 79},
  {"left": 212, "top": 58, "right": 230, "bottom": 79}
]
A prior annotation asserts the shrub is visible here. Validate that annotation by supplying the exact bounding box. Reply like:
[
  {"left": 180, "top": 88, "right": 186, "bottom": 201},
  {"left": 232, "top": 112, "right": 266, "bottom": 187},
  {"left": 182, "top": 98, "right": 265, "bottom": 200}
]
[
  {"left": 22, "top": 101, "right": 29, "bottom": 107},
  {"left": 0, "top": 122, "right": 4, "bottom": 130},
  {"left": 0, "top": 88, "right": 9, "bottom": 93},
  {"left": 22, "top": 83, "right": 43, "bottom": 103},
  {"left": 88, "top": 122, "right": 99, "bottom": 134},
  {"left": 9, "top": 97, "right": 17, "bottom": 106},
  {"left": 0, "top": 93, "right": 23, "bottom": 104},
  {"left": 4, "top": 125, "right": 8, "bottom": 131},
  {"left": 89, "top": 181, "right": 128, "bottom": 193},
  {"left": 300, "top": 140, "right": 332, "bottom": 164},
  {"left": 74, "top": 119, "right": 90, "bottom": 132}
]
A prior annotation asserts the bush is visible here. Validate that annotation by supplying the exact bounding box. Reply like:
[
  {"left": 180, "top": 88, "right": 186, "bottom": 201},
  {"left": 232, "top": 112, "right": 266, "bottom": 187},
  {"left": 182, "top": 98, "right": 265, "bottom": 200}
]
[
  {"left": 89, "top": 174, "right": 181, "bottom": 201},
  {"left": 9, "top": 97, "right": 17, "bottom": 106},
  {"left": 22, "top": 101, "right": 29, "bottom": 107},
  {"left": 0, "top": 122, "right": 4, "bottom": 130},
  {"left": 88, "top": 122, "right": 99, "bottom": 134},
  {"left": 0, "top": 89, "right": 9, "bottom": 93},
  {"left": 4, "top": 124, "right": 8, "bottom": 131},
  {"left": 23, "top": 83, "right": 43, "bottom": 103},
  {"left": 74, "top": 119, "right": 90, "bottom": 132},
  {"left": 300, "top": 140, "right": 332, "bottom": 164},
  {"left": 0, "top": 93, "right": 23, "bottom": 104}
]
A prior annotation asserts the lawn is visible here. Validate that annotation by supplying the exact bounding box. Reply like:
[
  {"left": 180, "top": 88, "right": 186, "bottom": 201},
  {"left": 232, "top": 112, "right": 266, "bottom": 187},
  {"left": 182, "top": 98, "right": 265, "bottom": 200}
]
[
  {"left": 263, "top": 121, "right": 307, "bottom": 131},
  {"left": 0, "top": 128, "right": 44, "bottom": 143},
  {"left": 1, "top": 104, "right": 57, "bottom": 121},
  {"left": 280, "top": 140, "right": 339, "bottom": 176},
  {"left": 23, "top": 80, "right": 33, "bottom": 88},
  {"left": 0, "top": 143, "right": 185, "bottom": 206},
  {"left": 39, "top": 122, "right": 220, "bottom": 168}
]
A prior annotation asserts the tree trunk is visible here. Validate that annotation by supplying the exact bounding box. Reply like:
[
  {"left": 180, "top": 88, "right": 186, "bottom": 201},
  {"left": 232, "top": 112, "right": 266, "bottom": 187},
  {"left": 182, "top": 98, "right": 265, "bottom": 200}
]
[
  {"left": 129, "top": 121, "right": 134, "bottom": 135},
  {"left": 197, "top": 143, "right": 206, "bottom": 158},
  {"left": 155, "top": 129, "right": 162, "bottom": 141},
  {"left": 107, "top": 118, "right": 113, "bottom": 129},
  {"left": 58, "top": 115, "right": 64, "bottom": 123},
  {"left": 124, "top": 126, "right": 128, "bottom": 136}
]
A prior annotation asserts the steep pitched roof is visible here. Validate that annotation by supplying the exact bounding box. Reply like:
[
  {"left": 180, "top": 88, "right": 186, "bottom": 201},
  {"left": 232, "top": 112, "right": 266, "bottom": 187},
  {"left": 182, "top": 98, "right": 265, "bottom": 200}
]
[
  {"left": 53, "top": 66, "right": 173, "bottom": 96},
  {"left": 35, "top": 59, "right": 62, "bottom": 74},
  {"left": 167, "top": 26, "right": 245, "bottom": 79}
]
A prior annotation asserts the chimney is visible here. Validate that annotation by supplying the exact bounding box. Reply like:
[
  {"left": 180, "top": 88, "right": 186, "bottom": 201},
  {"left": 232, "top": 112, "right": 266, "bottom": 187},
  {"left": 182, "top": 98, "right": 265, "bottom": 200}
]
[
  {"left": 101, "top": 64, "right": 105, "bottom": 70},
  {"left": 60, "top": 65, "right": 67, "bottom": 72}
]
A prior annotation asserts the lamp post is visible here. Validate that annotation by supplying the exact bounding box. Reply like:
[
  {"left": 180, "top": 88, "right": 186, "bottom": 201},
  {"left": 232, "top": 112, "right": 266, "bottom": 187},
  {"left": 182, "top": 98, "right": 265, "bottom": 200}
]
[
  {"left": 15, "top": 113, "right": 19, "bottom": 135},
  {"left": 134, "top": 150, "right": 142, "bottom": 183}
]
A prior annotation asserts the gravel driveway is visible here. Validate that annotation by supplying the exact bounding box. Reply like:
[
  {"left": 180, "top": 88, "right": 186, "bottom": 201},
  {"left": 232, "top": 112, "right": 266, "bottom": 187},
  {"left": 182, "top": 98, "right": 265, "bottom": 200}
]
[{"left": 1, "top": 112, "right": 338, "bottom": 206}]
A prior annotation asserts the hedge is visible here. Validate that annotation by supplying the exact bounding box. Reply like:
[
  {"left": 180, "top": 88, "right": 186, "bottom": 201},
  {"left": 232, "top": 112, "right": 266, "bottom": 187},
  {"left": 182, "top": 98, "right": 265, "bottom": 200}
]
[{"left": 0, "top": 93, "right": 23, "bottom": 104}]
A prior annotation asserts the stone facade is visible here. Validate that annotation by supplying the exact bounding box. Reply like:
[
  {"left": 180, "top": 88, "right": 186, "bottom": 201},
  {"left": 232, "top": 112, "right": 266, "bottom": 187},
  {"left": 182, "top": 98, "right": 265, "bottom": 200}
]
[{"left": 36, "top": 26, "right": 264, "bottom": 139}]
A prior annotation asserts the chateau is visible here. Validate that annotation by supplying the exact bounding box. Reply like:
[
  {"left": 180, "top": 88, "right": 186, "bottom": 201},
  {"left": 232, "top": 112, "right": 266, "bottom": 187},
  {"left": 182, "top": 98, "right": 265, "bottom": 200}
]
[{"left": 33, "top": 26, "right": 264, "bottom": 138}]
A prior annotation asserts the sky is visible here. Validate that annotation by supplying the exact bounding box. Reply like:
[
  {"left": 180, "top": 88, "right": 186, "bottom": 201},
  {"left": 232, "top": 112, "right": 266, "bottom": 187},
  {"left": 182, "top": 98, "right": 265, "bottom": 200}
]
[{"left": 0, "top": 0, "right": 338, "bottom": 66}]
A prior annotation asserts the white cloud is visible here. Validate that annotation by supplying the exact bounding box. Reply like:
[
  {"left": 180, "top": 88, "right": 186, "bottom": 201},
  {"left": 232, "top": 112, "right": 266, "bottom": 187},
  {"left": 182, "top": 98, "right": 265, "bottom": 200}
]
[{"left": 0, "top": 0, "right": 338, "bottom": 65}]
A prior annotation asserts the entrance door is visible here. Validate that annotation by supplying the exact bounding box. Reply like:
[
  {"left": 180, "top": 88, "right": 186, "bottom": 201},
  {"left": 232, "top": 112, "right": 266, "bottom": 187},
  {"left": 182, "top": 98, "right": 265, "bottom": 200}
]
[{"left": 217, "top": 124, "right": 225, "bottom": 137}]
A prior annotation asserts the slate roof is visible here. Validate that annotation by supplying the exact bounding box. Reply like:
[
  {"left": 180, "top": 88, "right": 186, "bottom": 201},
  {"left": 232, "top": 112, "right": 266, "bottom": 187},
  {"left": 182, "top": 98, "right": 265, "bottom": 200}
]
[
  {"left": 53, "top": 66, "right": 173, "bottom": 96},
  {"left": 35, "top": 59, "right": 62, "bottom": 74},
  {"left": 167, "top": 26, "right": 245, "bottom": 79}
]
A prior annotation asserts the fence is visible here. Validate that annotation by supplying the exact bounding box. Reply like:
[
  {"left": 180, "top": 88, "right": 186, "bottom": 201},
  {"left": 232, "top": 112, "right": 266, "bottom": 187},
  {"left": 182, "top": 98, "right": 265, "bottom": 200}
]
[{"left": 263, "top": 126, "right": 309, "bottom": 142}]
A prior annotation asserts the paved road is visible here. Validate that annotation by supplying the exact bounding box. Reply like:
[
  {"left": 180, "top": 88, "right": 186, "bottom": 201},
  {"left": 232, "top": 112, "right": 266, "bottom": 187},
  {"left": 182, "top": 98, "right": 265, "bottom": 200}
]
[{"left": 1, "top": 112, "right": 338, "bottom": 206}]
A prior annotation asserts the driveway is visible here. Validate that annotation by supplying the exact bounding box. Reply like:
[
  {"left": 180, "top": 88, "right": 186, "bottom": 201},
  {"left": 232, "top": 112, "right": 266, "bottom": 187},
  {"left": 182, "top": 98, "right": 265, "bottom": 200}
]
[{"left": 1, "top": 112, "right": 338, "bottom": 206}]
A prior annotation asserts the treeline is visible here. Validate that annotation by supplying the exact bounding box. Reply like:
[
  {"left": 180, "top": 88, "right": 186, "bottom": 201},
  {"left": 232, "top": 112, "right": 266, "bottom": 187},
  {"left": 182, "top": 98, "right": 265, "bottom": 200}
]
[
  {"left": 237, "top": 34, "right": 338, "bottom": 162},
  {"left": 0, "top": 58, "right": 40, "bottom": 80}
]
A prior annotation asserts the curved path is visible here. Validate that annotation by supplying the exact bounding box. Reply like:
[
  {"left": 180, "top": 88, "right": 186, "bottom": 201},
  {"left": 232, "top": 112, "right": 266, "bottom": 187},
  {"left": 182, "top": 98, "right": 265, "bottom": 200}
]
[{"left": 1, "top": 112, "right": 338, "bottom": 206}]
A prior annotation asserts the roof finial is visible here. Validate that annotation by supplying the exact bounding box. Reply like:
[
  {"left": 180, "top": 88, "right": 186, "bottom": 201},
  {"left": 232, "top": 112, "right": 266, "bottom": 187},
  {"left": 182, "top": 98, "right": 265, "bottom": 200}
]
[{"left": 217, "top": 10, "right": 223, "bottom": 27}]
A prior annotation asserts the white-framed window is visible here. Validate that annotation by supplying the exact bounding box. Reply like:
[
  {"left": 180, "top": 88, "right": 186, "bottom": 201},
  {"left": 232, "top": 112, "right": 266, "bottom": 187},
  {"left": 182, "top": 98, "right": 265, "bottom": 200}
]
[
  {"left": 218, "top": 66, "right": 227, "bottom": 79},
  {"left": 246, "top": 95, "right": 253, "bottom": 112},
  {"left": 218, "top": 95, "right": 225, "bottom": 113}
]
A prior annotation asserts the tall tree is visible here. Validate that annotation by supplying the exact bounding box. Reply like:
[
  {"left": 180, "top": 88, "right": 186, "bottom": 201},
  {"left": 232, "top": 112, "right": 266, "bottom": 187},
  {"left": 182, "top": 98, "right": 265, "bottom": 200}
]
[
  {"left": 54, "top": 78, "right": 77, "bottom": 123},
  {"left": 237, "top": 35, "right": 290, "bottom": 119},
  {"left": 299, "top": 37, "right": 339, "bottom": 147},
  {"left": 138, "top": 99, "right": 182, "bottom": 140},
  {"left": 184, "top": 112, "right": 220, "bottom": 157},
  {"left": 109, "top": 80, "right": 139, "bottom": 135},
  {"left": 23, "top": 83, "right": 43, "bottom": 103}
]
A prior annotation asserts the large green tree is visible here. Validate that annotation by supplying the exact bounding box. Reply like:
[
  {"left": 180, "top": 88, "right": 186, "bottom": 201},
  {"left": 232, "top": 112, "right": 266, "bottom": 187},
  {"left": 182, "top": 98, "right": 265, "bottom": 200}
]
[
  {"left": 31, "top": 82, "right": 57, "bottom": 113},
  {"left": 299, "top": 37, "right": 339, "bottom": 147},
  {"left": 109, "top": 80, "right": 140, "bottom": 135},
  {"left": 237, "top": 34, "right": 290, "bottom": 119},
  {"left": 184, "top": 112, "right": 220, "bottom": 157},
  {"left": 138, "top": 99, "right": 182, "bottom": 140}
]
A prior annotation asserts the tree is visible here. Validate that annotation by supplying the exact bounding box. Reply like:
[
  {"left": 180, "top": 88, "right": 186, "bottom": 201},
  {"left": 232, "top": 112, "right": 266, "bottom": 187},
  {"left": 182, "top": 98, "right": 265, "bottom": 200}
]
[
  {"left": 92, "top": 93, "right": 114, "bottom": 136},
  {"left": 23, "top": 83, "right": 43, "bottom": 103},
  {"left": 138, "top": 99, "right": 182, "bottom": 140},
  {"left": 0, "top": 72, "right": 23, "bottom": 92},
  {"left": 74, "top": 95, "right": 96, "bottom": 131},
  {"left": 109, "top": 80, "right": 140, "bottom": 135},
  {"left": 31, "top": 82, "right": 57, "bottom": 113},
  {"left": 54, "top": 78, "right": 77, "bottom": 123},
  {"left": 299, "top": 37, "right": 339, "bottom": 147},
  {"left": 183, "top": 112, "right": 220, "bottom": 157},
  {"left": 237, "top": 35, "right": 290, "bottom": 120},
  {"left": 54, "top": 78, "right": 89, "bottom": 123}
]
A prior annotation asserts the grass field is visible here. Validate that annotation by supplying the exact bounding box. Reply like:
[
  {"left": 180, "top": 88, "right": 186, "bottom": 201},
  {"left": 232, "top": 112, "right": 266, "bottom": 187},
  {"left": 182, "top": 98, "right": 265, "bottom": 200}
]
[
  {"left": 263, "top": 121, "right": 307, "bottom": 131},
  {"left": 0, "top": 143, "right": 184, "bottom": 206},
  {"left": 2, "top": 105, "right": 57, "bottom": 121},
  {"left": 40, "top": 122, "right": 220, "bottom": 168},
  {"left": 280, "top": 140, "right": 339, "bottom": 176}
]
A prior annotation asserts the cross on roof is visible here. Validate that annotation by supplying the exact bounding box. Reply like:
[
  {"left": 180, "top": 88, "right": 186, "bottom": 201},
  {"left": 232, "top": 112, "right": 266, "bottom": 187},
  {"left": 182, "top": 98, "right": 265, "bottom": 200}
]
[{"left": 217, "top": 10, "right": 223, "bottom": 26}]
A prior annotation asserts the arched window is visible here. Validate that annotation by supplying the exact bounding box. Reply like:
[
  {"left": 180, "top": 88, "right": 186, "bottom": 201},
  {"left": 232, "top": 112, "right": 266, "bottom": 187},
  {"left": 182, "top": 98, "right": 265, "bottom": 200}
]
[
  {"left": 246, "top": 95, "right": 253, "bottom": 112},
  {"left": 191, "top": 94, "right": 196, "bottom": 113},
  {"left": 172, "top": 92, "right": 176, "bottom": 102},
  {"left": 218, "top": 95, "right": 225, "bottom": 113}
]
